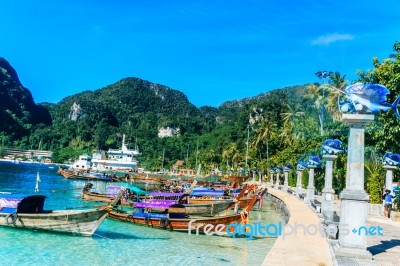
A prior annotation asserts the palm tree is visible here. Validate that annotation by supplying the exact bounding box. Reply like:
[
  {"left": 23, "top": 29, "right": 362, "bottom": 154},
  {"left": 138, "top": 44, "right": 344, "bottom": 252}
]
[
  {"left": 251, "top": 116, "right": 277, "bottom": 169},
  {"left": 326, "top": 72, "right": 347, "bottom": 120},
  {"left": 306, "top": 71, "right": 347, "bottom": 133},
  {"left": 280, "top": 103, "right": 305, "bottom": 145},
  {"left": 306, "top": 84, "right": 326, "bottom": 135},
  {"left": 222, "top": 142, "right": 240, "bottom": 172}
]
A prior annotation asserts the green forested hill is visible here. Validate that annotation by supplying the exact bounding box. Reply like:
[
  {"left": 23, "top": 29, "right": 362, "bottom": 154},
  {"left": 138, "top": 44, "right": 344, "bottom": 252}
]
[
  {"left": 1, "top": 41, "right": 400, "bottom": 201},
  {"left": 0, "top": 55, "right": 327, "bottom": 169},
  {"left": 1, "top": 41, "right": 400, "bottom": 205},
  {"left": 0, "top": 57, "right": 51, "bottom": 141}
]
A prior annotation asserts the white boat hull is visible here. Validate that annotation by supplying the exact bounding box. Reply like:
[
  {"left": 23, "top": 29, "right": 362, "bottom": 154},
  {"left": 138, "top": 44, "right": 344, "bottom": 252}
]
[{"left": 0, "top": 209, "right": 108, "bottom": 236}]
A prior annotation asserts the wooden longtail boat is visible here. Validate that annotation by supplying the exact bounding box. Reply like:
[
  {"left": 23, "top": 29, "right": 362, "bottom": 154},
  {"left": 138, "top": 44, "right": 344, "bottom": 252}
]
[
  {"left": 181, "top": 201, "right": 236, "bottom": 217},
  {"left": 0, "top": 195, "right": 108, "bottom": 236},
  {"left": 80, "top": 183, "right": 146, "bottom": 204},
  {"left": 107, "top": 187, "right": 268, "bottom": 233},
  {"left": 188, "top": 184, "right": 262, "bottom": 209},
  {"left": 108, "top": 209, "right": 242, "bottom": 232},
  {"left": 134, "top": 191, "right": 236, "bottom": 217},
  {"left": 58, "top": 168, "right": 116, "bottom": 182}
]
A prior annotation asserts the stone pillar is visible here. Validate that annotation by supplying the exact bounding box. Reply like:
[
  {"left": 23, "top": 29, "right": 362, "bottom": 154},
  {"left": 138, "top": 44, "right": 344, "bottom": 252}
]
[
  {"left": 306, "top": 165, "right": 316, "bottom": 204},
  {"left": 335, "top": 114, "right": 374, "bottom": 259},
  {"left": 252, "top": 171, "right": 256, "bottom": 182},
  {"left": 296, "top": 169, "right": 303, "bottom": 196},
  {"left": 383, "top": 165, "right": 396, "bottom": 191},
  {"left": 270, "top": 173, "right": 274, "bottom": 187},
  {"left": 321, "top": 155, "right": 337, "bottom": 221},
  {"left": 258, "top": 171, "right": 263, "bottom": 183},
  {"left": 283, "top": 170, "right": 289, "bottom": 192},
  {"left": 275, "top": 172, "right": 280, "bottom": 188}
]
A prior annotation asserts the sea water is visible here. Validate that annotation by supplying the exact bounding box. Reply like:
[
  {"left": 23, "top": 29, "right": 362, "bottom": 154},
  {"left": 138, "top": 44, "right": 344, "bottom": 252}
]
[{"left": 0, "top": 161, "right": 282, "bottom": 266}]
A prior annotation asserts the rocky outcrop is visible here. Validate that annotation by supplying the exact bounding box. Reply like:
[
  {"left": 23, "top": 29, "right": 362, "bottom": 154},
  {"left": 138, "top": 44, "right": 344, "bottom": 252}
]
[{"left": 69, "top": 102, "right": 85, "bottom": 121}]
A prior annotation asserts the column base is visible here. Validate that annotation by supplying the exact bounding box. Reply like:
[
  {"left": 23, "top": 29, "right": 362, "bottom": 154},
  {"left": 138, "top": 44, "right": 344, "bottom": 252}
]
[
  {"left": 340, "top": 189, "right": 369, "bottom": 201},
  {"left": 321, "top": 191, "right": 334, "bottom": 221},
  {"left": 306, "top": 187, "right": 315, "bottom": 204},
  {"left": 322, "top": 210, "right": 334, "bottom": 221},
  {"left": 296, "top": 185, "right": 302, "bottom": 196},
  {"left": 333, "top": 243, "right": 373, "bottom": 260}
]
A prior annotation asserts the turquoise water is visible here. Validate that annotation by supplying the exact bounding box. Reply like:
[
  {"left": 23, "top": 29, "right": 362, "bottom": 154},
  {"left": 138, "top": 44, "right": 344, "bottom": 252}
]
[{"left": 0, "top": 161, "right": 282, "bottom": 266}]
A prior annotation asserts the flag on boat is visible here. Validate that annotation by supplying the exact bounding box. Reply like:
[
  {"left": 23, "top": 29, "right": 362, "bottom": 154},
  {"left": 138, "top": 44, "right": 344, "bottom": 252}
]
[{"left": 35, "top": 172, "right": 41, "bottom": 192}]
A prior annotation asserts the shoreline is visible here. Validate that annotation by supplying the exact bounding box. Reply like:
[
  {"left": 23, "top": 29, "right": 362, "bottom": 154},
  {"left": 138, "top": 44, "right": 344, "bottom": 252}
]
[{"left": 0, "top": 158, "right": 57, "bottom": 166}]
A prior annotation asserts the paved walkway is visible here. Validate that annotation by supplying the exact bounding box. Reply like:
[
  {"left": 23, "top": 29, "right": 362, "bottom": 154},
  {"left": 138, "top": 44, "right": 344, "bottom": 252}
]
[
  {"left": 323, "top": 195, "right": 400, "bottom": 266},
  {"left": 262, "top": 188, "right": 400, "bottom": 266},
  {"left": 262, "top": 188, "right": 333, "bottom": 266}
]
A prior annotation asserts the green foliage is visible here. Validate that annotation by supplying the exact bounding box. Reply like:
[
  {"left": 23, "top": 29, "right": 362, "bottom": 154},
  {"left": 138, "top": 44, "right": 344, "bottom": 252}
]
[
  {"left": 365, "top": 150, "right": 384, "bottom": 204},
  {"left": 51, "top": 147, "right": 86, "bottom": 164},
  {"left": 0, "top": 58, "right": 51, "bottom": 140},
  {"left": 0, "top": 146, "right": 7, "bottom": 158},
  {"left": 393, "top": 186, "right": 400, "bottom": 211}
]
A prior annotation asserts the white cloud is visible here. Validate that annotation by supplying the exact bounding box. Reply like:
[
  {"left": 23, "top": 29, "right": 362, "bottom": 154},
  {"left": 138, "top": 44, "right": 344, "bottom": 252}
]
[{"left": 311, "top": 33, "right": 354, "bottom": 45}]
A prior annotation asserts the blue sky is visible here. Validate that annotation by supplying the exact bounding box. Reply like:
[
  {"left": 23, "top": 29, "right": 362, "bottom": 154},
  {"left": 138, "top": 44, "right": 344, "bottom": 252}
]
[{"left": 1, "top": 0, "right": 399, "bottom": 107}]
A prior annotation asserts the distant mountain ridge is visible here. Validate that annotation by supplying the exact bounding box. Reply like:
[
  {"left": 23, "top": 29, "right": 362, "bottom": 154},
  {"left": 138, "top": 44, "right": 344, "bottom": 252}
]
[
  {"left": 0, "top": 56, "right": 309, "bottom": 167},
  {"left": 0, "top": 57, "right": 51, "bottom": 138}
]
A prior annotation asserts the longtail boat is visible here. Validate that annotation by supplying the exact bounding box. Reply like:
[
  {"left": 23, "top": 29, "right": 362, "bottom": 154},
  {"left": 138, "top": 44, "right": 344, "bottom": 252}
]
[
  {"left": 188, "top": 184, "right": 262, "bottom": 209},
  {"left": 0, "top": 195, "right": 108, "bottom": 236},
  {"left": 81, "top": 183, "right": 147, "bottom": 205},
  {"left": 58, "top": 168, "right": 116, "bottom": 182},
  {"left": 107, "top": 187, "right": 268, "bottom": 233},
  {"left": 134, "top": 191, "right": 236, "bottom": 217}
]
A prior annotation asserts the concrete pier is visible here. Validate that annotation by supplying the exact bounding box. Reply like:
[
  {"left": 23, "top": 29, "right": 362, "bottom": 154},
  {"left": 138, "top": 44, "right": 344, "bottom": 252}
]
[{"left": 263, "top": 188, "right": 333, "bottom": 266}]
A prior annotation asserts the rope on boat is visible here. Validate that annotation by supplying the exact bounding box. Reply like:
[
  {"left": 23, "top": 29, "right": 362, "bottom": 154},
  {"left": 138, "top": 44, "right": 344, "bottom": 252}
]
[
  {"left": 159, "top": 217, "right": 169, "bottom": 229},
  {"left": 5, "top": 212, "right": 18, "bottom": 225}
]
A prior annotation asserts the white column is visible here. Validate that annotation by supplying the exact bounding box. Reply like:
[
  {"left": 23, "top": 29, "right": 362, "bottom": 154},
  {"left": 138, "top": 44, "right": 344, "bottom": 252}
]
[
  {"left": 270, "top": 172, "right": 274, "bottom": 187},
  {"left": 283, "top": 170, "right": 289, "bottom": 192},
  {"left": 335, "top": 114, "right": 374, "bottom": 260},
  {"left": 321, "top": 155, "right": 337, "bottom": 220},
  {"left": 296, "top": 170, "right": 303, "bottom": 196},
  {"left": 383, "top": 165, "right": 396, "bottom": 191},
  {"left": 306, "top": 165, "right": 316, "bottom": 204},
  {"left": 275, "top": 172, "right": 280, "bottom": 188}
]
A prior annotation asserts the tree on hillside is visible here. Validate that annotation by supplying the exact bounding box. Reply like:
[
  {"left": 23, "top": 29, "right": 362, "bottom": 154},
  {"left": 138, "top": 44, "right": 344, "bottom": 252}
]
[
  {"left": 251, "top": 115, "right": 277, "bottom": 171},
  {"left": 360, "top": 41, "right": 400, "bottom": 152},
  {"left": 280, "top": 103, "right": 305, "bottom": 146}
]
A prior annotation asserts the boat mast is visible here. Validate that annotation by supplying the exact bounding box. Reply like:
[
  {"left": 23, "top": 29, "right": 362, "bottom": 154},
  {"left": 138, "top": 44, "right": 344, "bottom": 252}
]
[{"left": 161, "top": 148, "right": 165, "bottom": 172}]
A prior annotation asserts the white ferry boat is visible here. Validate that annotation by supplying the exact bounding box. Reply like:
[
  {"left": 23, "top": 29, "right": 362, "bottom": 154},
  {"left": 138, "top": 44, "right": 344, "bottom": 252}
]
[{"left": 91, "top": 135, "right": 140, "bottom": 171}]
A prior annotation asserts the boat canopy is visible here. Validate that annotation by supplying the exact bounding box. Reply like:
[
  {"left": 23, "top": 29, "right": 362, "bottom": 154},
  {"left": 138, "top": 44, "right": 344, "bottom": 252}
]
[
  {"left": 134, "top": 192, "right": 186, "bottom": 209},
  {"left": 0, "top": 195, "right": 47, "bottom": 213},
  {"left": 190, "top": 189, "right": 225, "bottom": 197},
  {"left": 149, "top": 192, "right": 185, "bottom": 197},
  {"left": 134, "top": 200, "right": 177, "bottom": 209},
  {"left": 115, "top": 182, "right": 147, "bottom": 196}
]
